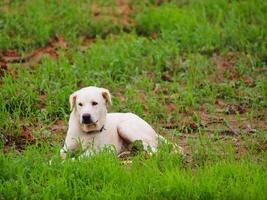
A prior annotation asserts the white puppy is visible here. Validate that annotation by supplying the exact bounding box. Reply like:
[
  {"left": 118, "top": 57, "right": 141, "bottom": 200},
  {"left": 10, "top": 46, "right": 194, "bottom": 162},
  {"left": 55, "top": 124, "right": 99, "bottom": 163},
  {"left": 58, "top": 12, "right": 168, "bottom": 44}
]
[{"left": 60, "top": 86, "right": 163, "bottom": 159}]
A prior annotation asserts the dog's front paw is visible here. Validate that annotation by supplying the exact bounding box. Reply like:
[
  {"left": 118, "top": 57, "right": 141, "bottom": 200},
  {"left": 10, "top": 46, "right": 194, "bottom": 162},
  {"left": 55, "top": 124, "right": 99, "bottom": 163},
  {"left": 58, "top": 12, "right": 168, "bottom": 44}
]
[{"left": 60, "top": 148, "right": 67, "bottom": 160}]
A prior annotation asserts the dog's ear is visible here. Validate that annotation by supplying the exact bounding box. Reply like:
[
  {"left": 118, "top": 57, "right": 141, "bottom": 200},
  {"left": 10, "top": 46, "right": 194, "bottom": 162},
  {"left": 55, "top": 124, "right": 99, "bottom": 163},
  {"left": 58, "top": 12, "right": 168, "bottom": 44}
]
[
  {"left": 69, "top": 92, "right": 77, "bottom": 111},
  {"left": 102, "top": 89, "right": 112, "bottom": 106}
]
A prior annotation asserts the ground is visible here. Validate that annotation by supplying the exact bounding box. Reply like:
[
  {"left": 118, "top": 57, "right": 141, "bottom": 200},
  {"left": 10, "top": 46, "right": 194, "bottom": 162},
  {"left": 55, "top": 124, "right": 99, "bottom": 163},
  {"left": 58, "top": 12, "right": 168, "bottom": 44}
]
[{"left": 0, "top": 0, "right": 266, "bottom": 199}]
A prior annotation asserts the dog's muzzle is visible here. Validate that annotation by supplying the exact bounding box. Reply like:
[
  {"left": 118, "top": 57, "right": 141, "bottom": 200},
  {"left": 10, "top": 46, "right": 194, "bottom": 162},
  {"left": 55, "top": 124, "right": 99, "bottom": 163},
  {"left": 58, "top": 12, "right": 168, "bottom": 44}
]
[{"left": 82, "top": 114, "right": 93, "bottom": 124}]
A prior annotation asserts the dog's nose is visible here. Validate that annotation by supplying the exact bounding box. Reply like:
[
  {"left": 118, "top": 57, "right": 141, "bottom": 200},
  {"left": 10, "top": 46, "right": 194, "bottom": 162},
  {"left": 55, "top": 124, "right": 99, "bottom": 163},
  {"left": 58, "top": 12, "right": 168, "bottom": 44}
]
[{"left": 82, "top": 114, "right": 93, "bottom": 124}]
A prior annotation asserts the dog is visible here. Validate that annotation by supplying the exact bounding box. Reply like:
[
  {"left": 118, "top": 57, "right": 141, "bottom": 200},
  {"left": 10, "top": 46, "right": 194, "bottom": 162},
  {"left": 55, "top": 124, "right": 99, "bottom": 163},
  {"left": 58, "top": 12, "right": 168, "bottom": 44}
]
[{"left": 60, "top": 86, "right": 164, "bottom": 159}]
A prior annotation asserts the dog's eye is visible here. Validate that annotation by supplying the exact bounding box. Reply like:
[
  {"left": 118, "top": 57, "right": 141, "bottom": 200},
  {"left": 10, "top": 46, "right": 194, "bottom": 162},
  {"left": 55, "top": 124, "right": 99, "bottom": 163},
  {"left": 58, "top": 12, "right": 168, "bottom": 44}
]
[
  {"left": 78, "top": 103, "right": 83, "bottom": 106},
  {"left": 92, "top": 101, "right": 98, "bottom": 106}
]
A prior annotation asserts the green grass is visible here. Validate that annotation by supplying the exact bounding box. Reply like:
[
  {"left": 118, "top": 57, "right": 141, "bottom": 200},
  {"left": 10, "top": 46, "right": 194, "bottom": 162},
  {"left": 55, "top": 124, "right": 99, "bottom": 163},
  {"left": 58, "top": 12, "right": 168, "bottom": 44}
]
[
  {"left": 1, "top": 144, "right": 266, "bottom": 199},
  {"left": 136, "top": 0, "right": 267, "bottom": 60},
  {"left": 0, "top": 0, "right": 123, "bottom": 51},
  {"left": 0, "top": 0, "right": 267, "bottom": 199}
]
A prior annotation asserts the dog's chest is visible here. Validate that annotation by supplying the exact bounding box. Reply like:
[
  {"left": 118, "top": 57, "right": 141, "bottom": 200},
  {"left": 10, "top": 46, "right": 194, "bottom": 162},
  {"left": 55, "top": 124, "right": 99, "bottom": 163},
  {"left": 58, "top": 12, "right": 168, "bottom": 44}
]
[{"left": 79, "top": 127, "right": 123, "bottom": 152}]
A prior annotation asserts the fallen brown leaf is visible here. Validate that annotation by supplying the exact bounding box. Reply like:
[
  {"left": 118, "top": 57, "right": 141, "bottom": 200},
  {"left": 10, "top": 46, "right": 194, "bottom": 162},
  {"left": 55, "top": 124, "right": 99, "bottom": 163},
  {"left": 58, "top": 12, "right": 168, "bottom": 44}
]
[
  {"left": 21, "top": 128, "right": 35, "bottom": 142},
  {"left": 167, "top": 103, "right": 176, "bottom": 112},
  {"left": 225, "top": 104, "right": 246, "bottom": 114},
  {"left": 161, "top": 72, "right": 173, "bottom": 82},
  {"left": 189, "top": 121, "right": 198, "bottom": 130}
]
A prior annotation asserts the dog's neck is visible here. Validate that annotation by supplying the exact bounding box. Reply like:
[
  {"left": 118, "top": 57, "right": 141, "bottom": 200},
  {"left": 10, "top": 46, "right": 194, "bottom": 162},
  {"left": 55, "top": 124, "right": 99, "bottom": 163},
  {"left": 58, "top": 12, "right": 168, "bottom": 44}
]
[
  {"left": 84, "top": 124, "right": 105, "bottom": 134},
  {"left": 80, "top": 123, "right": 106, "bottom": 134}
]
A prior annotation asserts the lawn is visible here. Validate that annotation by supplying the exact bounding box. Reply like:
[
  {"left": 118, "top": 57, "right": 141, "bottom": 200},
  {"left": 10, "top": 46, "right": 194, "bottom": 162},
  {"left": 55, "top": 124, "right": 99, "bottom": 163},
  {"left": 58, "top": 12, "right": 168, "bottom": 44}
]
[{"left": 0, "top": 0, "right": 266, "bottom": 199}]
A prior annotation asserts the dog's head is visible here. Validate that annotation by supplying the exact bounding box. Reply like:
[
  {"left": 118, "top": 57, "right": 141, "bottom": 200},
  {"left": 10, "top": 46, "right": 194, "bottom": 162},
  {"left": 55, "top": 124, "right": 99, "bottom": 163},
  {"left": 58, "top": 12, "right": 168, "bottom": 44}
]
[{"left": 69, "top": 86, "right": 112, "bottom": 133}]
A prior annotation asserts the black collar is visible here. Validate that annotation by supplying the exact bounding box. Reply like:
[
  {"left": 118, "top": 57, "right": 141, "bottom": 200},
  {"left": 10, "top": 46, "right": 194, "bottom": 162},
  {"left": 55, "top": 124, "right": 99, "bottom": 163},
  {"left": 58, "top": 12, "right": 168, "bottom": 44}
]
[{"left": 99, "top": 125, "right": 105, "bottom": 132}]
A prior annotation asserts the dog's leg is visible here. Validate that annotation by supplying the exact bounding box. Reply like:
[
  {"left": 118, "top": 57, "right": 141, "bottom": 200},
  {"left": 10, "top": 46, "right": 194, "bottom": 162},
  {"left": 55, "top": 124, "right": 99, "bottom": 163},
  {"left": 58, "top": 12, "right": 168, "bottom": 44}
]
[
  {"left": 60, "top": 126, "right": 80, "bottom": 160},
  {"left": 60, "top": 146, "right": 68, "bottom": 160},
  {"left": 117, "top": 119, "right": 158, "bottom": 152},
  {"left": 77, "top": 144, "right": 116, "bottom": 160},
  {"left": 60, "top": 140, "right": 78, "bottom": 160},
  {"left": 76, "top": 149, "right": 95, "bottom": 160}
]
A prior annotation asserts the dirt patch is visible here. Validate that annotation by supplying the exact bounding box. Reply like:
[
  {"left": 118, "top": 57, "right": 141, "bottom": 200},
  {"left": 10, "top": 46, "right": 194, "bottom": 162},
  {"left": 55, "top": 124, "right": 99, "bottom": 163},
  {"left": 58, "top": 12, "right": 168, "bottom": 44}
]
[
  {"left": 0, "top": 0, "right": 9, "bottom": 13},
  {"left": 0, "top": 50, "right": 21, "bottom": 77},
  {"left": 3, "top": 120, "right": 67, "bottom": 153},
  {"left": 0, "top": 35, "right": 96, "bottom": 78},
  {"left": 3, "top": 126, "right": 35, "bottom": 153},
  {"left": 0, "top": 1, "right": 135, "bottom": 75},
  {"left": 156, "top": 98, "right": 266, "bottom": 161},
  {"left": 0, "top": 36, "right": 68, "bottom": 78},
  {"left": 23, "top": 36, "right": 67, "bottom": 67},
  {"left": 92, "top": 0, "right": 134, "bottom": 30},
  {"left": 212, "top": 51, "right": 240, "bottom": 82},
  {"left": 80, "top": 36, "right": 97, "bottom": 52},
  {"left": 0, "top": 50, "right": 22, "bottom": 63},
  {"left": 0, "top": 61, "right": 8, "bottom": 77},
  {"left": 0, "top": 0, "right": 137, "bottom": 75},
  {"left": 49, "top": 120, "right": 67, "bottom": 135}
]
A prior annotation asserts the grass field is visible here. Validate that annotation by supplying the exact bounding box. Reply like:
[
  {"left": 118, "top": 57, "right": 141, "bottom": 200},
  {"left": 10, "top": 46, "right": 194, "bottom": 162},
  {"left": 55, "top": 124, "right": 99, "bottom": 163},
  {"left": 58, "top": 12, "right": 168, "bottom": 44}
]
[{"left": 0, "top": 0, "right": 267, "bottom": 199}]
